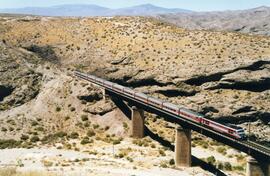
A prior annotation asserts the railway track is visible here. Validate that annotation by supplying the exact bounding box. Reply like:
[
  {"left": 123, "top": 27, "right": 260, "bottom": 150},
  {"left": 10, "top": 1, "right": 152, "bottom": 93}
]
[{"left": 75, "top": 71, "right": 270, "bottom": 162}]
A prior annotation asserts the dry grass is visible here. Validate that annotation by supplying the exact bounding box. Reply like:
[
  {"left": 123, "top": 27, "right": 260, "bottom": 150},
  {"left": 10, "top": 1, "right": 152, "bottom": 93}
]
[{"left": 0, "top": 168, "right": 56, "bottom": 176}]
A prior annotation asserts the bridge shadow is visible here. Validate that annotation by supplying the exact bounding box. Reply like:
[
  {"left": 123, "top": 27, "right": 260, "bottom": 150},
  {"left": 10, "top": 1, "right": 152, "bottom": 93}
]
[
  {"left": 145, "top": 126, "right": 227, "bottom": 176},
  {"left": 110, "top": 96, "right": 227, "bottom": 176}
]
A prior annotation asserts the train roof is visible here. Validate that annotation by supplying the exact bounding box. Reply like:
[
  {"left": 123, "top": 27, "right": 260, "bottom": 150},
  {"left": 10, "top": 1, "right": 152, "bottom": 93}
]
[{"left": 181, "top": 107, "right": 204, "bottom": 117}]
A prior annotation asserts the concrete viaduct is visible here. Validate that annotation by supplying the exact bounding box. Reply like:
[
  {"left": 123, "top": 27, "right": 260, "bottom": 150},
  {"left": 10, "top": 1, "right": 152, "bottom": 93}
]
[{"left": 75, "top": 71, "right": 270, "bottom": 176}]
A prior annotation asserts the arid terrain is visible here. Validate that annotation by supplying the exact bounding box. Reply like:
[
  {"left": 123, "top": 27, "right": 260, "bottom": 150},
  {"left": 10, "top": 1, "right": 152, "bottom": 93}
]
[
  {"left": 0, "top": 14, "right": 269, "bottom": 176},
  {"left": 156, "top": 6, "right": 270, "bottom": 36}
]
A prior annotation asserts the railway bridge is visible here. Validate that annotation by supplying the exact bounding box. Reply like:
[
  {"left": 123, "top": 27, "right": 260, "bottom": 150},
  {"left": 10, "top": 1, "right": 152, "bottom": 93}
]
[{"left": 75, "top": 71, "right": 270, "bottom": 176}]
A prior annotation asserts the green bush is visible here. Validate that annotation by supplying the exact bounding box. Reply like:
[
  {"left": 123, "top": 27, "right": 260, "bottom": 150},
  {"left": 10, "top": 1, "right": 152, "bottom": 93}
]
[
  {"left": 30, "top": 136, "right": 40, "bottom": 142},
  {"left": 105, "top": 126, "right": 110, "bottom": 131},
  {"left": 159, "top": 149, "right": 166, "bottom": 156},
  {"left": 56, "top": 106, "right": 61, "bottom": 112},
  {"left": 169, "top": 159, "right": 175, "bottom": 165},
  {"left": 113, "top": 138, "right": 122, "bottom": 145},
  {"left": 81, "top": 115, "right": 88, "bottom": 121},
  {"left": 217, "top": 162, "right": 224, "bottom": 170},
  {"left": 123, "top": 122, "right": 128, "bottom": 129},
  {"left": 1, "top": 127, "right": 7, "bottom": 132},
  {"left": 233, "top": 165, "right": 244, "bottom": 171},
  {"left": 31, "top": 121, "right": 38, "bottom": 126},
  {"left": 93, "top": 124, "right": 99, "bottom": 129},
  {"left": 70, "top": 107, "right": 76, "bottom": 112},
  {"left": 224, "top": 162, "right": 232, "bottom": 171},
  {"left": 206, "top": 156, "right": 216, "bottom": 165},
  {"left": 87, "top": 130, "right": 95, "bottom": 137},
  {"left": 216, "top": 147, "right": 227, "bottom": 155},
  {"left": 81, "top": 138, "right": 92, "bottom": 145},
  {"left": 20, "top": 134, "right": 29, "bottom": 141},
  {"left": 0, "top": 139, "right": 21, "bottom": 149},
  {"left": 70, "top": 132, "right": 79, "bottom": 139},
  {"left": 54, "top": 131, "right": 67, "bottom": 138}
]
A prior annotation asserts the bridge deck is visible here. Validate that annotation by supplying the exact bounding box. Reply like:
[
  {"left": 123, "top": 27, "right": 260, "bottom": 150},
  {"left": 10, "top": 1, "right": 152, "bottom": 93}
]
[{"left": 75, "top": 71, "right": 270, "bottom": 162}]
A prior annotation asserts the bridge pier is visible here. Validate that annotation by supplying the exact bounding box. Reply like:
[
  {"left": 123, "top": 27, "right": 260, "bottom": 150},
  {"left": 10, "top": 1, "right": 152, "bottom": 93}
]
[
  {"left": 175, "top": 126, "right": 191, "bottom": 168},
  {"left": 131, "top": 106, "right": 144, "bottom": 138},
  {"left": 246, "top": 157, "right": 269, "bottom": 176},
  {"left": 102, "top": 88, "right": 107, "bottom": 101}
]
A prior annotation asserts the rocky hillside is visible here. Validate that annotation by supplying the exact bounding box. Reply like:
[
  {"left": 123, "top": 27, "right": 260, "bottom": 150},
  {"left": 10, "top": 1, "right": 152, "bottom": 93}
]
[
  {"left": 156, "top": 6, "right": 270, "bottom": 36},
  {"left": 0, "top": 15, "right": 269, "bottom": 175},
  {"left": 0, "top": 15, "right": 269, "bottom": 140}
]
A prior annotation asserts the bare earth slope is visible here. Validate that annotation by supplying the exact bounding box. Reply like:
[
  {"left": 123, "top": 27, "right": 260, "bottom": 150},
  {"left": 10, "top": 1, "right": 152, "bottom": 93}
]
[
  {"left": 1, "top": 15, "right": 270, "bottom": 141},
  {"left": 0, "top": 15, "right": 269, "bottom": 175},
  {"left": 156, "top": 6, "right": 270, "bottom": 36}
]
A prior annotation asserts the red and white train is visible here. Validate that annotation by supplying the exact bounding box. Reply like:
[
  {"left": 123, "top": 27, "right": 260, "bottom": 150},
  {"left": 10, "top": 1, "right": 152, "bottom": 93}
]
[{"left": 75, "top": 71, "right": 246, "bottom": 140}]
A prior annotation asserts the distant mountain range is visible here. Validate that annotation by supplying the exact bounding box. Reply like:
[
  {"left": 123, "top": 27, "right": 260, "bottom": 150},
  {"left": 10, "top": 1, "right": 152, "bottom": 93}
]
[
  {"left": 156, "top": 6, "right": 270, "bottom": 36},
  {"left": 0, "top": 4, "right": 192, "bottom": 17}
]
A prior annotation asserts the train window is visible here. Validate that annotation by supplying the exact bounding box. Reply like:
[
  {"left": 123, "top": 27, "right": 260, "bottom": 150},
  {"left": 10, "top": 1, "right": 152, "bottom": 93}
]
[{"left": 228, "top": 130, "right": 234, "bottom": 134}]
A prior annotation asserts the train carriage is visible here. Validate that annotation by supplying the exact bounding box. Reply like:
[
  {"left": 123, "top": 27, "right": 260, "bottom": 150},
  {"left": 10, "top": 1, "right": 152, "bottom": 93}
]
[
  {"left": 123, "top": 87, "right": 135, "bottom": 98},
  {"left": 113, "top": 84, "right": 125, "bottom": 92},
  {"left": 163, "top": 102, "right": 179, "bottom": 114},
  {"left": 74, "top": 71, "right": 247, "bottom": 140},
  {"left": 148, "top": 97, "right": 163, "bottom": 108},
  {"left": 135, "top": 92, "right": 148, "bottom": 103},
  {"left": 180, "top": 108, "right": 202, "bottom": 123},
  {"left": 104, "top": 80, "right": 113, "bottom": 89}
]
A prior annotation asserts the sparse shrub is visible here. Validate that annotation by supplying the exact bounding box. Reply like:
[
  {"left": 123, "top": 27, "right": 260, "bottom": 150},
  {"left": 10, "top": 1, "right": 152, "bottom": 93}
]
[
  {"left": 1, "top": 127, "right": 7, "bottom": 132},
  {"left": 70, "top": 132, "right": 79, "bottom": 139},
  {"left": 122, "top": 122, "right": 128, "bottom": 129},
  {"left": 56, "top": 106, "right": 61, "bottom": 112},
  {"left": 217, "top": 162, "right": 224, "bottom": 170},
  {"left": 224, "top": 162, "right": 232, "bottom": 171},
  {"left": 216, "top": 146, "right": 227, "bottom": 155},
  {"left": 87, "top": 129, "right": 95, "bottom": 137},
  {"left": 35, "top": 127, "right": 44, "bottom": 131},
  {"left": 93, "top": 124, "right": 99, "bottom": 129},
  {"left": 0, "top": 139, "right": 21, "bottom": 149},
  {"left": 206, "top": 156, "right": 216, "bottom": 165},
  {"left": 20, "top": 134, "right": 29, "bottom": 141},
  {"left": 31, "top": 121, "right": 38, "bottom": 126},
  {"left": 54, "top": 131, "right": 67, "bottom": 138},
  {"left": 169, "top": 159, "right": 175, "bottom": 165},
  {"left": 105, "top": 126, "right": 110, "bottom": 131},
  {"left": 233, "top": 165, "right": 244, "bottom": 171},
  {"left": 30, "top": 136, "right": 40, "bottom": 143},
  {"left": 81, "top": 115, "right": 88, "bottom": 121},
  {"left": 81, "top": 138, "right": 92, "bottom": 145},
  {"left": 159, "top": 149, "right": 166, "bottom": 156},
  {"left": 70, "top": 107, "right": 76, "bottom": 112},
  {"left": 160, "top": 162, "right": 168, "bottom": 168},
  {"left": 113, "top": 138, "right": 122, "bottom": 145},
  {"left": 84, "top": 122, "right": 90, "bottom": 127},
  {"left": 127, "top": 157, "right": 134, "bottom": 162},
  {"left": 65, "top": 116, "right": 70, "bottom": 121}
]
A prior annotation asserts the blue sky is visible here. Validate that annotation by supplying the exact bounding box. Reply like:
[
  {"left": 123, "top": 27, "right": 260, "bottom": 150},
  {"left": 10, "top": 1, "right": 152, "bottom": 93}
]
[{"left": 0, "top": 0, "right": 269, "bottom": 11}]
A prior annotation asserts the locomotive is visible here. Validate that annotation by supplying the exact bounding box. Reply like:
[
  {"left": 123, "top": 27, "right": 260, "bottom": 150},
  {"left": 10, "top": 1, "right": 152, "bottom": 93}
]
[{"left": 75, "top": 71, "right": 246, "bottom": 140}]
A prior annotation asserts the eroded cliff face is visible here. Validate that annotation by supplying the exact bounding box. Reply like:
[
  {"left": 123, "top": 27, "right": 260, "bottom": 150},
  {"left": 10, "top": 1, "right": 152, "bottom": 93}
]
[
  {"left": 0, "top": 42, "right": 42, "bottom": 111},
  {"left": 0, "top": 16, "right": 269, "bottom": 144}
]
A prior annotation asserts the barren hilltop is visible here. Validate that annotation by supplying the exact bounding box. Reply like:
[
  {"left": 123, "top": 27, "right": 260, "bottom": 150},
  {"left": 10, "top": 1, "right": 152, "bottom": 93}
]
[{"left": 0, "top": 15, "right": 269, "bottom": 175}]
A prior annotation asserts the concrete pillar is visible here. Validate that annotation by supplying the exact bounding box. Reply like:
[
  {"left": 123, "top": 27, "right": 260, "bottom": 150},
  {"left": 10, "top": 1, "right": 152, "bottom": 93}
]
[
  {"left": 131, "top": 106, "right": 144, "bottom": 138},
  {"left": 102, "top": 88, "right": 107, "bottom": 101},
  {"left": 175, "top": 126, "right": 191, "bottom": 168},
  {"left": 246, "top": 157, "right": 269, "bottom": 176}
]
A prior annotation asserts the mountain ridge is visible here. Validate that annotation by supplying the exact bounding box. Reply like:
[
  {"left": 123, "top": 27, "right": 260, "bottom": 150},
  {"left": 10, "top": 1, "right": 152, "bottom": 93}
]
[
  {"left": 156, "top": 5, "right": 270, "bottom": 36},
  {"left": 0, "top": 4, "right": 191, "bottom": 17}
]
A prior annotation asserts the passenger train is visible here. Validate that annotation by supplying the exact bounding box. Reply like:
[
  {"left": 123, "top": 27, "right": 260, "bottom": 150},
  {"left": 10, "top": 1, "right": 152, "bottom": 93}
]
[{"left": 75, "top": 71, "right": 246, "bottom": 140}]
